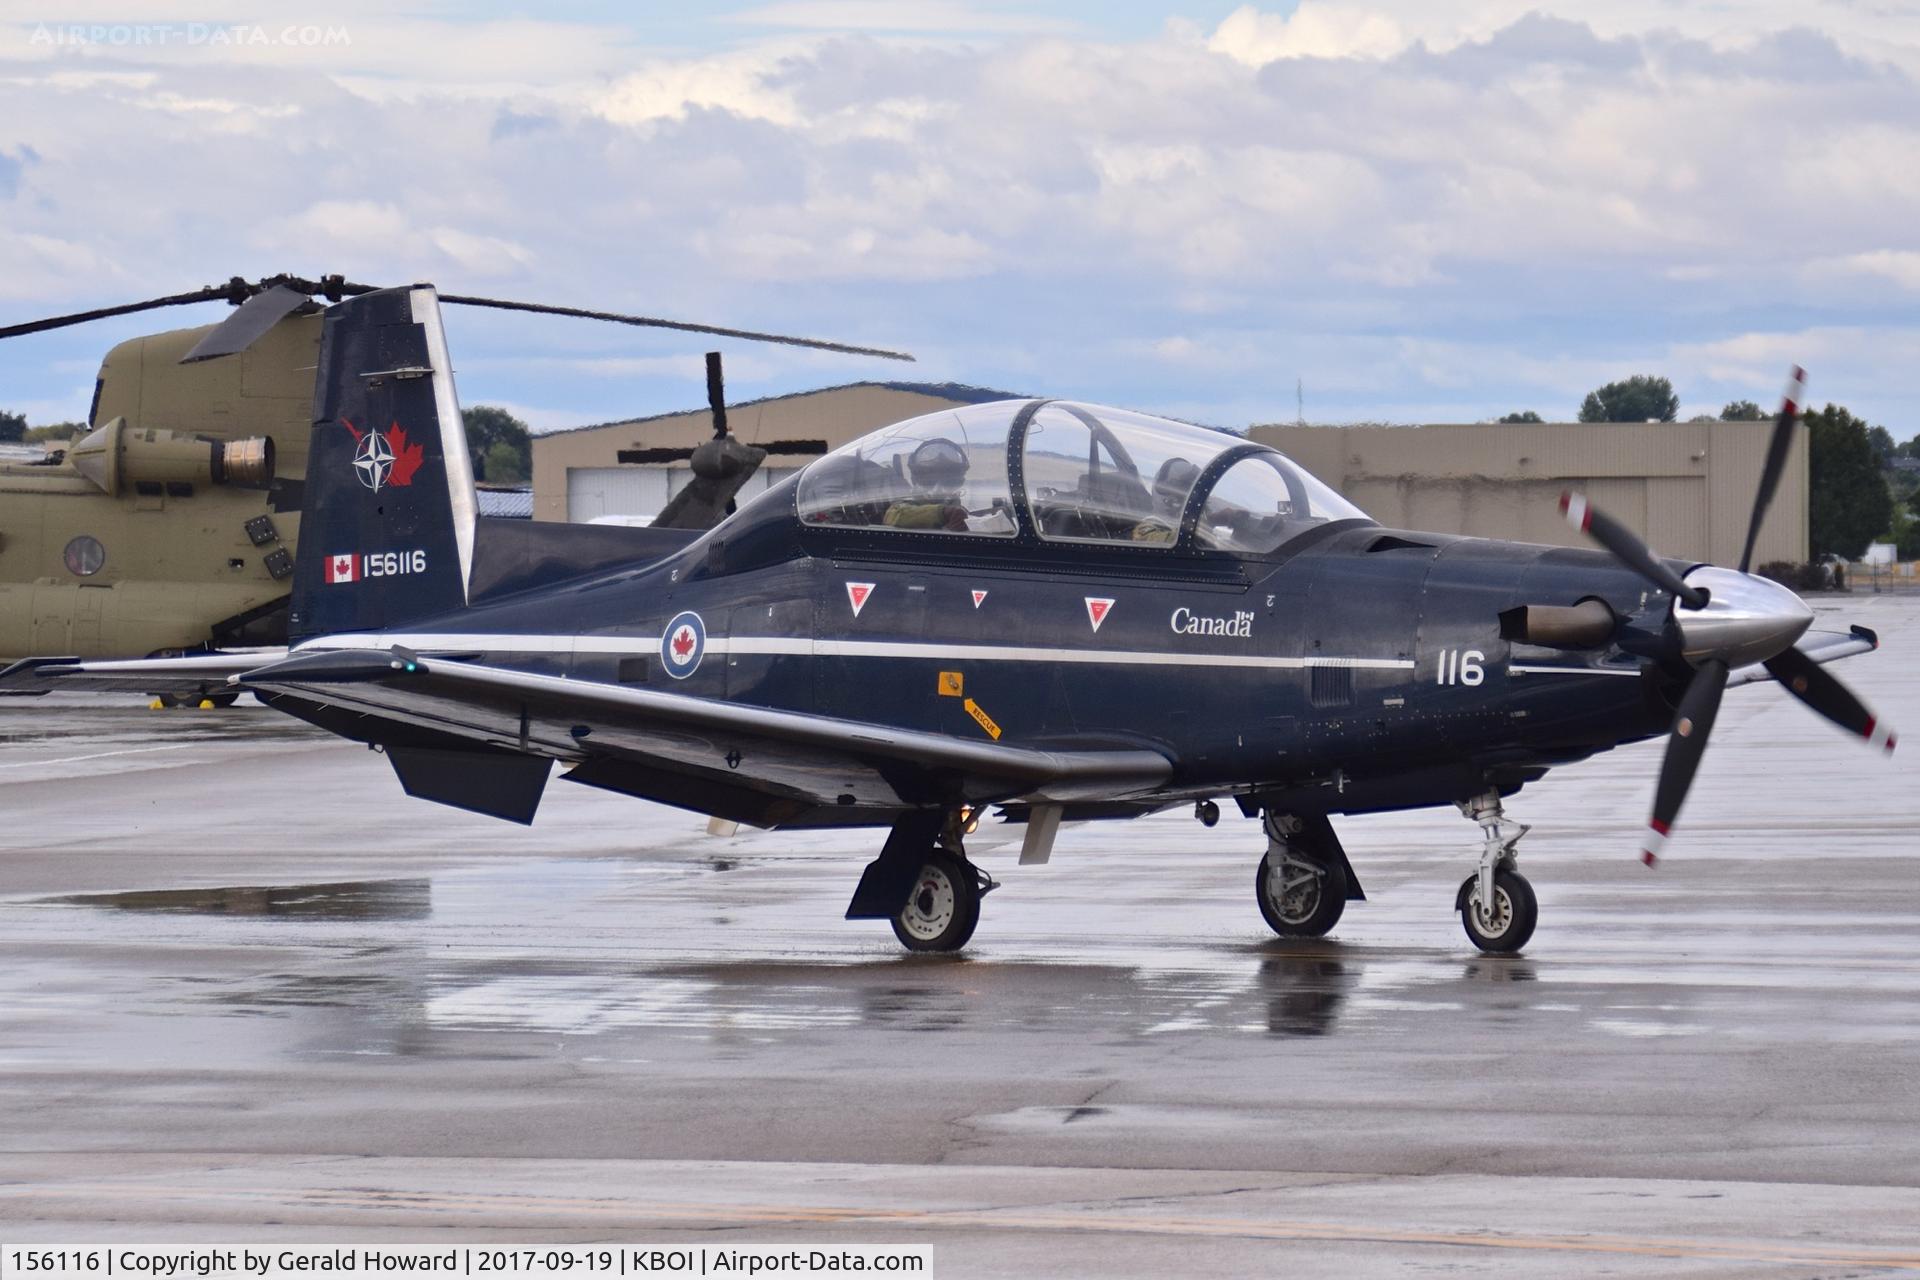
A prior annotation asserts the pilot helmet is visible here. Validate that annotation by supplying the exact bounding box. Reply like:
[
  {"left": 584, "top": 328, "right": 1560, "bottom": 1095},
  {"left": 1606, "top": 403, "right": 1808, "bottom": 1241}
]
[
  {"left": 1152, "top": 456, "right": 1201, "bottom": 513},
  {"left": 907, "top": 437, "right": 968, "bottom": 499}
]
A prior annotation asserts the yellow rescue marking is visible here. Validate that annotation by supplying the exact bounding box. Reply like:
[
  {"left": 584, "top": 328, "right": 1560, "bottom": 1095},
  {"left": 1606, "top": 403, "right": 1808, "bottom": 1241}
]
[
  {"left": 962, "top": 697, "right": 1001, "bottom": 739},
  {"left": 6, "top": 1184, "right": 1918, "bottom": 1268},
  {"left": 938, "top": 670, "right": 965, "bottom": 697}
]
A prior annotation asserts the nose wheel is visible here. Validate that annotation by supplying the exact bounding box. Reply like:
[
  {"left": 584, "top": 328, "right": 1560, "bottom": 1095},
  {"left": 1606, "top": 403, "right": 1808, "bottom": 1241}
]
[
  {"left": 1455, "top": 789, "right": 1538, "bottom": 953},
  {"left": 1457, "top": 867, "right": 1537, "bottom": 952}
]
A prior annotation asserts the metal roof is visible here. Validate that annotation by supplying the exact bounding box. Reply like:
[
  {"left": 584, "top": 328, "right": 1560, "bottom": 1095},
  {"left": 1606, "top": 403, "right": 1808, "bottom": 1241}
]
[{"left": 539, "top": 381, "right": 1027, "bottom": 439}]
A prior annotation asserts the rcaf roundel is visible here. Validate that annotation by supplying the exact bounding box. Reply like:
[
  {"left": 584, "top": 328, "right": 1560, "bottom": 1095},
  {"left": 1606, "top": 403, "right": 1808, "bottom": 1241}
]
[
  {"left": 971, "top": 589, "right": 988, "bottom": 608},
  {"left": 1086, "top": 597, "right": 1115, "bottom": 632},
  {"left": 660, "top": 610, "right": 706, "bottom": 679},
  {"left": 847, "top": 582, "right": 875, "bottom": 616}
]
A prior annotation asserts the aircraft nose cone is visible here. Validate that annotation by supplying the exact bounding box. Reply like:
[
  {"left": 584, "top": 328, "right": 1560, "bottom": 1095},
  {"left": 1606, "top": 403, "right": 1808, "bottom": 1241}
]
[{"left": 1674, "top": 565, "right": 1814, "bottom": 668}]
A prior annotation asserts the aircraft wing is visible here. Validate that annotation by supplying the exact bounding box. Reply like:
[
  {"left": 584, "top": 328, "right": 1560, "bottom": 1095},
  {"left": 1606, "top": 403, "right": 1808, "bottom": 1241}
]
[
  {"left": 0, "top": 650, "right": 286, "bottom": 696},
  {"left": 1727, "top": 624, "right": 1878, "bottom": 690},
  {"left": 228, "top": 647, "right": 1173, "bottom": 825}
]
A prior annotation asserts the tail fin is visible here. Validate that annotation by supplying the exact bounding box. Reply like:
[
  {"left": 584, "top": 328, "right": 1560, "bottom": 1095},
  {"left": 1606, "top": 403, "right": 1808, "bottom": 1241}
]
[{"left": 289, "top": 286, "right": 477, "bottom": 641}]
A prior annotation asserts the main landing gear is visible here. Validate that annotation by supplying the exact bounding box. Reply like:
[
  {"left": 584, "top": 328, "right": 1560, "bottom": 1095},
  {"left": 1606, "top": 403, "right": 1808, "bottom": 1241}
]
[
  {"left": 1453, "top": 789, "right": 1538, "bottom": 953},
  {"left": 1255, "top": 811, "right": 1360, "bottom": 938},
  {"left": 848, "top": 809, "right": 998, "bottom": 954}
]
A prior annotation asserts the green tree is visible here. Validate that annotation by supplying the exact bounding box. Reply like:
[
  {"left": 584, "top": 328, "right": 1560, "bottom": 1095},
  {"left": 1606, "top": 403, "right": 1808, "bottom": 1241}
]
[
  {"left": 1807, "top": 404, "right": 1895, "bottom": 560},
  {"left": 1497, "top": 410, "right": 1543, "bottom": 423},
  {"left": 1891, "top": 501, "right": 1920, "bottom": 562},
  {"left": 0, "top": 409, "right": 25, "bottom": 443},
  {"left": 1720, "top": 399, "right": 1766, "bottom": 421},
  {"left": 462, "top": 405, "right": 531, "bottom": 484},
  {"left": 24, "top": 422, "right": 82, "bottom": 444},
  {"left": 1579, "top": 375, "right": 1678, "bottom": 423},
  {"left": 1867, "top": 424, "right": 1896, "bottom": 464}
]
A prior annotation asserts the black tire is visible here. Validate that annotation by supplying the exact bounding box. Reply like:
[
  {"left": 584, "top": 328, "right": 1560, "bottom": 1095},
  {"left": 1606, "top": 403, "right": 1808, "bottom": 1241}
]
[
  {"left": 1458, "top": 868, "right": 1538, "bottom": 953},
  {"left": 1257, "top": 847, "right": 1348, "bottom": 937},
  {"left": 890, "top": 849, "right": 981, "bottom": 952},
  {"left": 200, "top": 690, "right": 241, "bottom": 709}
]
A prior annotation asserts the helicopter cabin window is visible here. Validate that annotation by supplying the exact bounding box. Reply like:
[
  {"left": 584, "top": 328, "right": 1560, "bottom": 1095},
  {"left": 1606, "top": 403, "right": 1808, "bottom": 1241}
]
[
  {"left": 1197, "top": 453, "right": 1370, "bottom": 554},
  {"left": 797, "top": 403, "right": 1016, "bottom": 536},
  {"left": 1025, "top": 403, "right": 1234, "bottom": 544}
]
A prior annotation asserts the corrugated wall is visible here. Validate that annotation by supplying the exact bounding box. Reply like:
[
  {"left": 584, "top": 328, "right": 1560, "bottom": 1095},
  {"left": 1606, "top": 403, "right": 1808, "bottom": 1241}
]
[{"left": 1252, "top": 421, "right": 1808, "bottom": 565}]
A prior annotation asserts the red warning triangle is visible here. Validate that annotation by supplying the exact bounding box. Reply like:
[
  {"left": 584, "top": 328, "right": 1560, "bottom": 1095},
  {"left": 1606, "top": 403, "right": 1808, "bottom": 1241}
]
[
  {"left": 971, "top": 589, "right": 988, "bottom": 608},
  {"left": 1085, "top": 597, "right": 1114, "bottom": 632},
  {"left": 847, "top": 582, "right": 874, "bottom": 616}
]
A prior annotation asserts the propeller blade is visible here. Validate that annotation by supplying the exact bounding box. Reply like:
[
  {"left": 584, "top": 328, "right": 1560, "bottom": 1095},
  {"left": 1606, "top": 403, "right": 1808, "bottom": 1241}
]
[
  {"left": 705, "top": 350, "right": 729, "bottom": 440},
  {"left": 1642, "top": 658, "right": 1729, "bottom": 867},
  {"left": 179, "top": 284, "right": 314, "bottom": 363},
  {"left": 1763, "top": 644, "right": 1896, "bottom": 754},
  {"left": 438, "top": 293, "right": 915, "bottom": 363},
  {"left": 1560, "top": 491, "right": 1708, "bottom": 609},
  {"left": 1737, "top": 365, "right": 1805, "bottom": 574}
]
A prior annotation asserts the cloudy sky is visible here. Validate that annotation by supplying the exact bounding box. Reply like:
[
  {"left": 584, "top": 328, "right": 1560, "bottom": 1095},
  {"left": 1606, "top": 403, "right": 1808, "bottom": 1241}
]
[{"left": 3, "top": 1, "right": 1919, "bottom": 434}]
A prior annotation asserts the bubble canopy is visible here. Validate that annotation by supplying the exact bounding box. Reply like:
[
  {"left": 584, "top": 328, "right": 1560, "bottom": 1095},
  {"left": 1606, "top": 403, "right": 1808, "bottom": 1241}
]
[{"left": 795, "top": 399, "right": 1370, "bottom": 554}]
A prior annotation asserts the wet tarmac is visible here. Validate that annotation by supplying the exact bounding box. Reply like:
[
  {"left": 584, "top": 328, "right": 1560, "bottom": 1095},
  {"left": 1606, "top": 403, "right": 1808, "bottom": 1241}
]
[{"left": 2, "top": 596, "right": 1919, "bottom": 1275}]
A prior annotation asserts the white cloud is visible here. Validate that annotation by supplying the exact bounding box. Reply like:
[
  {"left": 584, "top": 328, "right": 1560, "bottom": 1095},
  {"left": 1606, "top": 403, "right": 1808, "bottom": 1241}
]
[{"left": 1209, "top": 2, "right": 1406, "bottom": 64}]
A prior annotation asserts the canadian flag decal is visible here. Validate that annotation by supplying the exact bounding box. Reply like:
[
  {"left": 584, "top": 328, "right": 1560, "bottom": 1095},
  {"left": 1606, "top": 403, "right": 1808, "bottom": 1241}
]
[
  {"left": 1085, "top": 597, "right": 1115, "bottom": 632},
  {"left": 325, "top": 553, "right": 358, "bottom": 585},
  {"left": 971, "top": 589, "right": 988, "bottom": 608},
  {"left": 847, "top": 582, "right": 875, "bottom": 616}
]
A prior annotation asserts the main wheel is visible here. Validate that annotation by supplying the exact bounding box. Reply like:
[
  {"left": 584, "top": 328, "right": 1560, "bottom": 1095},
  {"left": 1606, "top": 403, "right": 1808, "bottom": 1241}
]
[
  {"left": 1458, "top": 868, "right": 1538, "bottom": 953},
  {"left": 1257, "top": 847, "right": 1348, "bottom": 937},
  {"left": 891, "top": 849, "right": 981, "bottom": 952}
]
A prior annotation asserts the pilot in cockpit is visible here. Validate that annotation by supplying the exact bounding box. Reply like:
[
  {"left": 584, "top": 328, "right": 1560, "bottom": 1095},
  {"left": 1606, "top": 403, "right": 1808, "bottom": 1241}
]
[
  {"left": 1130, "top": 456, "right": 1200, "bottom": 543},
  {"left": 884, "top": 438, "right": 1015, "bottom": 535}
]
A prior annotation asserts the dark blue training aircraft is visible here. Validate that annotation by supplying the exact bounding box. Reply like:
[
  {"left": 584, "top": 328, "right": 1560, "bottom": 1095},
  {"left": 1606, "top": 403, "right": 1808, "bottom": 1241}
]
[{"left": 5, "top": 287, "right": 1895, "bottom": 954}]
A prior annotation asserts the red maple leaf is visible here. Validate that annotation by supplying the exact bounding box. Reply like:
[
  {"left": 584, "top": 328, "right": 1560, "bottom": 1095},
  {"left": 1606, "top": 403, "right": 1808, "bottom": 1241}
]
[
  {"left": 386, "top": 422, "right": 427, "bottom": 487},
  {"left": 671, "top": 628, "right": 696, "bottom": 658}
]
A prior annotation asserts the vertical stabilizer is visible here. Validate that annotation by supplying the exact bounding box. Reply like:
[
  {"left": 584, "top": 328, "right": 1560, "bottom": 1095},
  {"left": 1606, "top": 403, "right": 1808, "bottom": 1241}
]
[{"left": 289, "top": 286, "right": 476, "bottom": 641}]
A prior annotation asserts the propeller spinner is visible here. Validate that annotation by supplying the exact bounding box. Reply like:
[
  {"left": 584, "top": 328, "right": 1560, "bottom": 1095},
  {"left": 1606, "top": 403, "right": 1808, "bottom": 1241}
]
[{"left": 1558, "top": 367, "right": 1895, "bottom": 865}]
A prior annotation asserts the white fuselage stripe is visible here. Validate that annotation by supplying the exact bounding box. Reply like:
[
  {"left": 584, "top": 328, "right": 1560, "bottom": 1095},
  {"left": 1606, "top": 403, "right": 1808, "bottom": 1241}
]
[
  {"left": 296, "top": 632, "right": 1416, "bottom": 672},
  {"left": 1509, "top": 664, "right": 1641, "bottom": 677}
]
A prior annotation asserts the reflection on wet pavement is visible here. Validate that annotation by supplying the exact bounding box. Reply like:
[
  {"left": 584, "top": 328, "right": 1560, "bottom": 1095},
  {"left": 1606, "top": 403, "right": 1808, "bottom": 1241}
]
[{"left": 47, "top": 879, "right": 432, "bottom": 920}]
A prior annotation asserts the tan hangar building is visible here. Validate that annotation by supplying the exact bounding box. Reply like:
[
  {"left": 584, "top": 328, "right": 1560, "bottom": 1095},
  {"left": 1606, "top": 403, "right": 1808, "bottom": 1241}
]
[
  {"left": 531, "top": 381, "right": 1023, "bottom": 524},
  {"left": 533, "top": 386, "right": 1808, "bottom": 565},
  {"left": 1253, "top": 418, "right": 1808, "bottom": 566}
]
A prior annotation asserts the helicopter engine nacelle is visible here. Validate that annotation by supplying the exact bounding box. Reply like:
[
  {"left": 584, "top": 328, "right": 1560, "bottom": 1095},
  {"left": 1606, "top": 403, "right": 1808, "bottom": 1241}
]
[{"left": 67, "top": 417, "right": 275, "bottom": 495}]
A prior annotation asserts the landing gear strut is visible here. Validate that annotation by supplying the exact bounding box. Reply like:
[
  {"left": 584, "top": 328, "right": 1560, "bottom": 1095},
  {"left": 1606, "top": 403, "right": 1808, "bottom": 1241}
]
[
  {"left": 1256, "top": 811, "right": 1353, "bottom": 938},
  {"left": 848, "top": 809, "right": 997, "bottom": 954},
  {"left": 1454, "top": 789, "right": 1538, "bottom": 953}
]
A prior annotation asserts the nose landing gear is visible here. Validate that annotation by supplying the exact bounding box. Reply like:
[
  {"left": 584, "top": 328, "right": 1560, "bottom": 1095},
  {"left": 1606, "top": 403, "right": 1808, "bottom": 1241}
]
[{"left": 1454, "top": 789, "right": 1537, "bottom": 953}]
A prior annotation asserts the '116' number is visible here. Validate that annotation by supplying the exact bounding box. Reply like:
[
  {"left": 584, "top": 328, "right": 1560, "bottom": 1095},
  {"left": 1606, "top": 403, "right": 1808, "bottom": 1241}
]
[{"left": 1436, "top": 648, "right": 1485, "bottom": 686}]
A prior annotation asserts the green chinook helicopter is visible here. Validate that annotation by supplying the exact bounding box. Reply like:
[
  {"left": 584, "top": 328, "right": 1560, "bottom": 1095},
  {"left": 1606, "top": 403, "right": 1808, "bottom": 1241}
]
[{"left": 0, "top": 273, "right": 911, "bottom": 699}]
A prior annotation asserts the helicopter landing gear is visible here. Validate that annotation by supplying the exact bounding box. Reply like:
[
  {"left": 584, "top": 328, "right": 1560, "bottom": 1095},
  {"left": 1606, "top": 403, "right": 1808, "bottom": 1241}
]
[
  {"left": 1453, "top": 789, "right": 1538, "bottom": 953},
  {"left": 1256, "top": 811, "right": 1350, "bottom": 938}
]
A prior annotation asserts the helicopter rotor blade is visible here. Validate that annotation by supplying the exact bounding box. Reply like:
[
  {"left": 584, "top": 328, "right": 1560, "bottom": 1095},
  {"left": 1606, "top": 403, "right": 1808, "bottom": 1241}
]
[
  {"left": 0, "top": 285, "right": 238, "bottom": 341},
  {"left": 179, "top": 284, "right": 315, "bottom": 364},
  {"left": 438, "top": 293, "right": 916, "bottom": 363},
  {"left": 1641, "top": 657, "right": 1729, "bottom": 867},
  {"left": 1737, "top": 366, "right": 1805, "bottom": 574},
  {"left": 1763, "top": 644, "right": 1897, "bottom": 754},
  {"left": 1560, "top": 490, "right": 1709, "bottom": 609}
]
